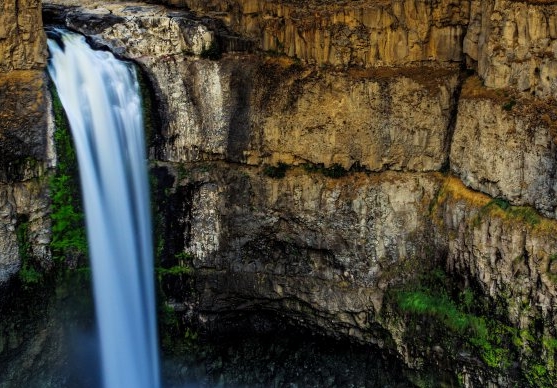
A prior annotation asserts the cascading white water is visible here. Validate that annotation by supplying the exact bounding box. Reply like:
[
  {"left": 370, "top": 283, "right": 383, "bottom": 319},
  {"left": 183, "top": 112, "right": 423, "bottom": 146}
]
[{"left": 47, "top": 30, "right": 160, "bottom": 388}]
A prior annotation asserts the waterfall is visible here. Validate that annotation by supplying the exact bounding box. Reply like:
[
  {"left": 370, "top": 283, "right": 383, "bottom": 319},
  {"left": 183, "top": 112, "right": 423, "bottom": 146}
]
[{"left": 47, "top": 30, "right": 160, "bottom": 388}]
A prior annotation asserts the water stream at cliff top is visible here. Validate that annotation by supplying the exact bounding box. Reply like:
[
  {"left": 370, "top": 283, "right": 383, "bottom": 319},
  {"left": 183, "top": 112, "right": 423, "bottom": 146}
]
[{"left": 46, "top": 29, "right": 160, "bottom": 388}]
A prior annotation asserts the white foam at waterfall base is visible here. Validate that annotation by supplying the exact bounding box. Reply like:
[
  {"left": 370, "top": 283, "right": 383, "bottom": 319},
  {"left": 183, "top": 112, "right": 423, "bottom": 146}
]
[{"left": 47, "top": 30, "right": 160, "bottom": 388}]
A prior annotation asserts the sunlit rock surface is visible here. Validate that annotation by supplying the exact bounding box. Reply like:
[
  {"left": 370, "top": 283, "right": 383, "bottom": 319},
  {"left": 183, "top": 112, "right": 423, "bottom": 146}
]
[{"left": 1, "top": 0, "right": 556, "bottom": 386}]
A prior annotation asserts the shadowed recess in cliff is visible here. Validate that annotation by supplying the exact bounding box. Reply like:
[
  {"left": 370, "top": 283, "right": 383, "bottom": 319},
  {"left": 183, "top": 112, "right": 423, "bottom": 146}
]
[{"left": 46, "top": 29, "right": 160, "bottom": 388}]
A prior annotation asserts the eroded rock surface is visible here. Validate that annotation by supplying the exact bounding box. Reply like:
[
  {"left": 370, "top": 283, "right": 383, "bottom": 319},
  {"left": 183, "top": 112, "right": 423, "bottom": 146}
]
[
  {"left": 41, "top": 3, "right": 557, "bottom": 385},
  {"left": 0, "top": 0, "right": 549, "bottom": 385},
  {"left": 466, "top": 0, "right": 557, "bottom": 98},
  {"left": 451, "top": 77, "right": 557, "bottom": 218},
  {"left": 0, "top": 1, "right": 51, "bottom": 288},
  {"left": 0, "top": 0, "right": 46, "bottom": 71}
]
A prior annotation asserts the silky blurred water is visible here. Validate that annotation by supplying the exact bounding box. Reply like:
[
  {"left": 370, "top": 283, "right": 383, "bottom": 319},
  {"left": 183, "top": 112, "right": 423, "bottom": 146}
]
[{"left": 47, "top": 29, "right": 160, "bottom": 388}]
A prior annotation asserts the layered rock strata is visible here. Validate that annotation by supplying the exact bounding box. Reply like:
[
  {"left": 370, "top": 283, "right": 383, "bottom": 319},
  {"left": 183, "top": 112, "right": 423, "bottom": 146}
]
[
  {"left": 165, "top": 0, "right": 557, "bottom": 98},
  {"left": 23, "top": 0, "right": 557, "bottom": 385}
]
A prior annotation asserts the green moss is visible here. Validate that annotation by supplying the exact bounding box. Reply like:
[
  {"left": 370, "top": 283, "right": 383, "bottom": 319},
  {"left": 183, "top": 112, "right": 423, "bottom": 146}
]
[
  {"left": 491, "top": 197, "right": 510, "bottom": 210},
  {"left": 135, "top": 66, "right": 159, "bottom": 149},
  {"left": 502, "top": 99, "right": 517, "bottom": 111},
  {"left": 392, "top": 267, "right": 557, "bottom": 381},
  {"left": 263, "top": 162, "right": 289, "bottom": 179},
  {"left": 49, "top": 85, "right": 87, "bottom": 263},
  {"left": 477, "top": 198, "right": 541, "bottom": 227},
  {"left": 177, "top": 164, "right": 189, "bottom": 180},
  {"left": 397, "top": 291, "right": 473, "bottom": 333},
  {"left": 525, "top": 364, "right": 553, "bottom": 388},
  {"left": 156, "top": 265, "right": 192, "bottom": 278},
  {"left": 16, "top": 217, "right": 43, "bottom": 286},
  {"left": 507, "top": 206, "right": 541, "bottom": 226}
]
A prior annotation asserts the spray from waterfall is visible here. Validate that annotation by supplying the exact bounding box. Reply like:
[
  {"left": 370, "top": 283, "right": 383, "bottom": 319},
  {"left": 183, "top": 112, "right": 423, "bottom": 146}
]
[{"left": 47, "top": 29, "right": 160, "bottom": 388}]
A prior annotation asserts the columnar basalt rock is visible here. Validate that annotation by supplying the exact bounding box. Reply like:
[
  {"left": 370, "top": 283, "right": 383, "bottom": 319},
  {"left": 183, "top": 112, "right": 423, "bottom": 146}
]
[
  {"left": 3, "top": 0, "right": 556, "bottom": 385},
  {"left": 465, "top": 0, "right": 557, "bottom": 98},
  {"left": 163, "top": 0, "right": 471, "bottom": 67},
  {"left": 162, "top": 0, "right": 557, "bottom": 98}
]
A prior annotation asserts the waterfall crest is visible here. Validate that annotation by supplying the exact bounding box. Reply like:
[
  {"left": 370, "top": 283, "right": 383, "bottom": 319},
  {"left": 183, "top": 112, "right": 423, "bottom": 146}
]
[{"left": 47, "top": 30, "right": 160, "bottom": 388}]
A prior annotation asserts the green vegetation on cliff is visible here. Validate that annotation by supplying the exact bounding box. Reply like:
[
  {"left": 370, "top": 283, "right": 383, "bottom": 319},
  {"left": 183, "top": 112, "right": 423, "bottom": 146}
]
[
  {"left": 15, "top": 216, "right": 42, "bottom": 286},
  {"left": 49, "top": 86, "right": 87, "bottom": 264},
  {"left": 391, "top": 267, "right": 557, "bottom": 387}
]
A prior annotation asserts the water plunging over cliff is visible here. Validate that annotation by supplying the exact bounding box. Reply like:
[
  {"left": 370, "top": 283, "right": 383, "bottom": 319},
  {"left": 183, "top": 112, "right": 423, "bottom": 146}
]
[{"left": 46, "top": 30, "right": 160, "bottom": 388}]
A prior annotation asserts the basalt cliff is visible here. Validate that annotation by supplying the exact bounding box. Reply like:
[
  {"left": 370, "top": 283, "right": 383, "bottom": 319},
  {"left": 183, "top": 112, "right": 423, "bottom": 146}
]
[{"left": 2, "top": 0, "right": 557, "bottom": 386}]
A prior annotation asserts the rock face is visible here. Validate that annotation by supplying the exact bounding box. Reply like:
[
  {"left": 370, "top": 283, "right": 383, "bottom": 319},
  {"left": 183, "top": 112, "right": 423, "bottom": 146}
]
[
  {"left": 41, "top": 0, "right": 557, "bottom": 385},
  {"left": 165, "top": 0, "right": 557, "bottom": 98},
  {"left": 451, "top": 77, "right": 557, "bottom": 218},
  {"left": 164, "top": 0, "right": 470, "bottom": 67},
  {"left": 0, "top": 0, "right": 550, "bottom": 385},
  {"left": 0, "top": 0, "right": 46, "bottom": 71},
  {"left": 0, "top": 0, "right": 50, "bottom": 288},
  {"left": 0, "top": 180, "right": 51, "bottom": 285},
  {"left": 465, "top": 0, "right": 557, "bottom": 98}
]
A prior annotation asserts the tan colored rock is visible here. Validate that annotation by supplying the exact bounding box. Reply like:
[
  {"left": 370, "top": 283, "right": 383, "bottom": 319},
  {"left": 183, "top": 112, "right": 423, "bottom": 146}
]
[
  {"left": 257, "top": 66, "right": 459, "bottom": 171},
  {"left": 433, "top": 176, "right": 557, "bottom": 332},
  {"left": 0, "top": 0, "right": 46, "bottom": 71},
  {"left": 450, "top": 77, "right": 557, "bottom": 217},
  {"left": 465, "top": 0, "right": 557, "bottom": 98},
  {"left": 0, "top": 71, "right": 51, "bottom": 182},
  {"left": 162, "top": 0, "right": 470, "bottom": 67}
]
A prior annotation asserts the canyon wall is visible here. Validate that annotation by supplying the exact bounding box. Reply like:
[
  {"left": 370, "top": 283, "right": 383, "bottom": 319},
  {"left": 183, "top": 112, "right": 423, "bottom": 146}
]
[
  {"left": 45, "top": 1, "right": 557, "bottom": 385},
  {"left": 0, "top": 0, "right": 51, "bottom": 288},
  {"left": 0, "top": 0, "right": 554, "bottom": 385}
]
